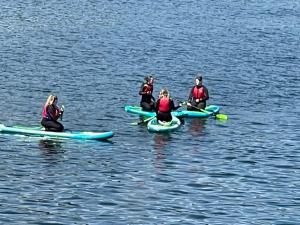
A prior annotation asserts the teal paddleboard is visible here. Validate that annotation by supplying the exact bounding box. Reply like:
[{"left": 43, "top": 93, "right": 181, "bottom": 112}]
[
  {"left": 0, "top": 124, "right": 114, "bottom": 141},
  {"left": 125, "top": 105, "right": 220, "bottom": 118},
  {"left": 147, "top": 116, "right": 181, "bottom": 132}
]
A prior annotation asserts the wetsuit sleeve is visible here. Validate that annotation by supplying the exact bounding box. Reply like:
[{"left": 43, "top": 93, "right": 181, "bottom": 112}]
[
  {"left": 46, "top": 105, "right": 56, "bottom": 121},
  {"left": 139, "top": 83, "right": 152, "bottom": 96},
  {"left": 47, "top": 105, "right": 60, "bottom": 121},
  {"left": 151, "top": 95, "right": 155, "bottom": 102},
  {"left": 139, "top": 83, "right": 146, "bottom": 95},
  {"left": 203, "top": 86, "right": 209, "bottom": 101},
  {"left": 171, "top": 99, "right": 181, "bottom": 111},
  {"left": 188, "top": 87, "right": 194, "bottom": 102},
  {"left": 155, "top": 99, "right": 160, "bottom": 113}
]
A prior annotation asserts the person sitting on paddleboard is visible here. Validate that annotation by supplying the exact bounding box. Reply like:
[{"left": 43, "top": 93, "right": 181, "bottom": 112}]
[
  {"left": 41, "top": 95, "right": 64, "bottom": 132},
  {"left": 187, "top": 74, "right": 209, "bottom": 111},
  {"left": 155, "top": 88, "right": 181, "bottom": 122},
  {"left": 139, "top": 75, "right": 155, "bottom": 111}
]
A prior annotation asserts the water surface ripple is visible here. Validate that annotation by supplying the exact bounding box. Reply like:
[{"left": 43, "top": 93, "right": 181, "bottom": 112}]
[{"left": 0, "top": 0, "right": 299, "bottom": 224}]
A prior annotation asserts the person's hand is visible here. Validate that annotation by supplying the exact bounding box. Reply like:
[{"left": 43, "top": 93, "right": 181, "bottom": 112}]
[
  {"left": 59, "top": 105, "right": 64, "bottom": 120},
  {"left": 60, "top": 105, "right": 65, "bottom": 114}
]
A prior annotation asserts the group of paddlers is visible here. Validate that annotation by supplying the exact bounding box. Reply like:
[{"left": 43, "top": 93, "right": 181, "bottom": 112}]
[
  {"left": 139, "top": 73, "right": 209, "bottom": 123},
  {"left": 40, "top": 73, "right": 209, "bottom": 132}
]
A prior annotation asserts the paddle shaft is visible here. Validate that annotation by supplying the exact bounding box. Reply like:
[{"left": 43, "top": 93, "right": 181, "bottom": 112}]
[
  {"left": 180, "top": 101, "right": 228, "bottom": 120},
  {"left": 139, "top": 116, "right": 155, "bottom": 124},
  {"left": 189, "top": 104, "right": 210, "bottom": 114},
  {"left": 132, "top": 116, "right": 155, "bottom": 125},
  {"left": 60, "top": 105, "right": 65, "bottom": 121}
]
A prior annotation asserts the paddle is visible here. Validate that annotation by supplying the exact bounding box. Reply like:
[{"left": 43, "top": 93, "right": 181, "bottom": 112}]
[
  {"left": 201, "top": 107, "right": 228, "bottom": 120},
  {"left": 181, "top": 101, "right": 228, "bottom": 120},
  {"left": 131, "top": 116, "right": 155, "bottom": 125},
  {"left": 60, "top": 105, "right": 65, "bottom": 121}
]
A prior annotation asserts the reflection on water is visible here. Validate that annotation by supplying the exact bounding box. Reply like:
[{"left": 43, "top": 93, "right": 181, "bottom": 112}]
[
  {"left": 38, "top": 139, "right": 65, "bottom": 158},
  {"left": 187, "top": 118, "right": 207, "bottom": 136},
  {"left": 153, "top": 133, "right": 172, "bottom": 151},
  {"left": 153, "top": 133, "right": 172, "bottom": 169}
]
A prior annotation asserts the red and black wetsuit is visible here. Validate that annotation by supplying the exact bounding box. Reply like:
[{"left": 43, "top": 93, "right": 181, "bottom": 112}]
[
  {"left": 139, "top": 82, "right": 155, "bottom": 111},
  {"left": 41, "top": 104, "right": 64, "bottom": 132},
  {"left": 187, "top": 85, "right": 209, "bottom": 111},
  {"left": 155, "top": 97, "right": 180, "bottom": 122}
]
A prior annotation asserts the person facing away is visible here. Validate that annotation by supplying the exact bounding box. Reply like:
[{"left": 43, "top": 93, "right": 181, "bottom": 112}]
[
  {"left": 187, "top": 74, "right": 209, "bottom": 111},
  {"left": 139, "top": 75, "right": 155, "bottom": 111},
  {"left": 155, "top": 88, "right": 181, "bottom": 122},
  {"left": 41, "top": 95, "right": 64, "bottom": 132}
]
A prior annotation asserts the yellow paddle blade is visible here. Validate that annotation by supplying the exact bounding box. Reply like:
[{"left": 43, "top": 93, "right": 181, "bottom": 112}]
[
  {"left": 215, "top": 113, "right": 228, "bottom": 120},
  {"left": 199, "top": 108, "right": 228, "bottom": 120}
]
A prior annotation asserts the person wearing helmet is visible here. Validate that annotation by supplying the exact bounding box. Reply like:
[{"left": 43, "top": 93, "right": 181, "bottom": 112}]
[
  {"left": 187, "top": 74, "right": 209, "bottom": 111},
  {"left": 139, "top": 75, "right": 155, "bottom": 111}
]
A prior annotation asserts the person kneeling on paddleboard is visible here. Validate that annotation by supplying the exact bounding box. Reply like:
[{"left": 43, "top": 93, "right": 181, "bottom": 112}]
[
  {"left": 187, "top": 74, "right": 209, "bottom": 111},
  {"left": 41, "top": 95, "right": 64, "bottom": 132},
  {"left": 155, "top": 88, "right": 181, "bottom": 123},
  {"left": 139, "top": 75, "right": 155, "bottom": 111}
]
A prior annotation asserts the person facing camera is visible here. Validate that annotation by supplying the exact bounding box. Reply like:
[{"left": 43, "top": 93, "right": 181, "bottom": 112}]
[
  {"left": 41, "top": 95, "right": 64, "bottom": 132},
  {"left": 187, "top": 74, "right": 209, "bottom": 111}
]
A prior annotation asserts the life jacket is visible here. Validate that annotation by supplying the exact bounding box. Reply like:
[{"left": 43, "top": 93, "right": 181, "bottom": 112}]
[
  {"left": 158, "top": 97, "right": 170, "bottom": 112},
  {"left": 42, "top": 105, "right": 60, "bottom": 121},
  {"left": 192, "top": 86, "right": 206, "bottom": 100},
  {"left": 143, "top": 83, "right": 153, "bottom": 94}
]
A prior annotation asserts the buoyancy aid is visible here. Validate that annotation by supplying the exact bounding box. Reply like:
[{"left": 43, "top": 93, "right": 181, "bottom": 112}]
[
  {"left": 192, "top": 86, "right": 206, "bottom": 100},
  {"left": 42, "top": 106, "right": 47, "bottom": 118},
  {"left": 42, "top": 105, "right": 60, "bottom": 121},
  {"left": 143, "top": 83, "right": 153, "bottom": 93},
  {"left": 158, "top": 97, "right": 170, "bottom": 112}
]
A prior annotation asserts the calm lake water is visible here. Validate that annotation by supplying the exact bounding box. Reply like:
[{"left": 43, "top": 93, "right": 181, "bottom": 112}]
[{"left": 0, "top": 0, "right": 299, "bottom": 224}]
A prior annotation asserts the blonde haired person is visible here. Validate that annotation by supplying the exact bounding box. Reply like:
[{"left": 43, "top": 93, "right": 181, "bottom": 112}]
[
  {"left": 155, "top": 88, "right": 181, "bottom": 122},
  {"left": 41, "top": 95, "right": 64, "bottom": 132}
]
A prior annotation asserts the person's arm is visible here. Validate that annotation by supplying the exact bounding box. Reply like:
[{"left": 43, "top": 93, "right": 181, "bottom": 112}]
[
  {"left": 48, "top": 105, "right": 61, "bottom": 121},
  {"left": 170, "top": 99, "right": 181, "bottom": 111},
  {"left": 46, "top": 105, "right": 56, "bottom": 121},
  {"left": 202, "top": 86, "right": 209, "bottom": 101},
  {"left": 188, "top": 87, "right": 194, "bottom": 102},
  {"left": 155, "top": 99, "right": 160, "bottom": 113},
  {"left": 151, "top": 94, "right": 155, "bottom": 102},
  {"left": 139, "top": 83, "right": 153, "bottom": 96},
  {"left": 139, "top": 83, "right": 147, "bottom": 95},
  {"left": 139, "top": 84, "right": 145, "bottom": 95},
  {"left": 186, "top": 87, "right": 194, "bottom": 106}
]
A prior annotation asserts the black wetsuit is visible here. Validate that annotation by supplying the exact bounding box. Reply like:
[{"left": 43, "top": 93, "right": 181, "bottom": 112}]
[
  {"left": 155, "top": 98, "right": 181, "bottom": 122},
  {"left": 41, "top": 104, "right": 64, "bottom": 132},
  {"left": 187, "top": 85, "right": 209, "bottom": 111},
  {"left": 139, "top": 83, "right": 155, "bottom": 111}
]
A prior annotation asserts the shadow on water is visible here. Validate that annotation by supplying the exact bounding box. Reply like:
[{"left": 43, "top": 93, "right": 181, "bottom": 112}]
[
  {"left": 153, "top": 133, "right": 172, "bottom": 151},
  {"left": 186, "top": 118, "right": 207, "bottom": 136},
  {"left": 38, "top": 139, "right": 65, "bottom": 156},
  {"left": 153, "top": 133, "right": 173, "bottom": 169}
]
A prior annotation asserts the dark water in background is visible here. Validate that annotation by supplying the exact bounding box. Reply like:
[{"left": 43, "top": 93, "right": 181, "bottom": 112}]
[{"left": 0, "top": 0, "right": 299, "bottom": 224}]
